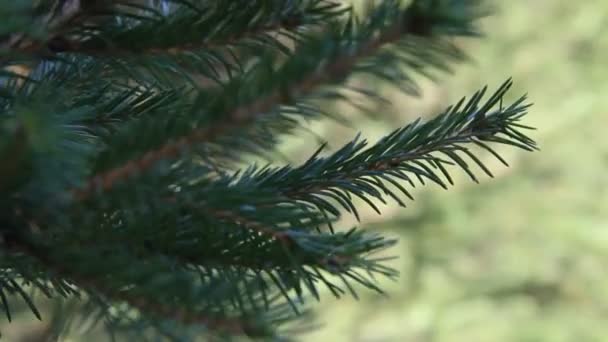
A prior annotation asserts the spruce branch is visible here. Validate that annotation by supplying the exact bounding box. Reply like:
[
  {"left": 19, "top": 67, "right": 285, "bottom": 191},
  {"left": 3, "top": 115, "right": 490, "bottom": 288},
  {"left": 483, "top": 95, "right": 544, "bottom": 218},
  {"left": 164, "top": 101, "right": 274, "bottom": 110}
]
[
  {"left": 68, "top": 177, "right": 397, "bottom": 303},
  {"left": 0, "top": 137, "right": 394, "bottom": 313},
  {"left": 229, "top": 79, "right": 536, "bottom": 220},
  {"left": 1, "top": 77, "right": 535, "bottom": 338},
  {"left": 75, "top": 0, "right": 484, "bottom": 201},
  {"left": 0, "top": 224, "right": 286, "bottom": 339},
  {"left": 46, "top": 0, "right": 345, "bottom": 56},
  {"left": 80, "top": 79, "right": 533, "bottom": 308},
  {"left": 2, "top": 203, "right": 373, "bottom": 339},
  {"left": 2, "top": 0, "right": 347, "bottom": 89}
]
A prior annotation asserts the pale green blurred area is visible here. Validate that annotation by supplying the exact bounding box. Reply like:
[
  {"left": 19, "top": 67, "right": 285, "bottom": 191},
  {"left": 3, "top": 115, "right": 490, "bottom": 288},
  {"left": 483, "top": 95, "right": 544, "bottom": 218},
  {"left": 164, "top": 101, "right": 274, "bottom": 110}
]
[
  {"left": 2, "top": 0, "right": 608, "bottom": 341},
  {"left": 299, "top": 0, "right": 608, "bottom": 341}
]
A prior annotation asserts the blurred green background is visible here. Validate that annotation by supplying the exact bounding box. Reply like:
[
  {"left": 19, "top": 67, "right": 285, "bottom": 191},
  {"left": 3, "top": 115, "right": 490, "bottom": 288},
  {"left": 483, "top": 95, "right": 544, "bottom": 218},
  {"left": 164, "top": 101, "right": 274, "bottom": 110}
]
[{"left": 2, "top": 0, "right": 608, "bottom": 341}]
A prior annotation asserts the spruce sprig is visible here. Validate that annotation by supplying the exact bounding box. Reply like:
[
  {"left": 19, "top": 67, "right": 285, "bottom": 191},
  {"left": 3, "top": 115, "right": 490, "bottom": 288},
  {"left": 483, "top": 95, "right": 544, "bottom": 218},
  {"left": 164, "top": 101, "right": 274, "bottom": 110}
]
[{"left": 78, "top": 0, "right": 486, "bottom": 199}]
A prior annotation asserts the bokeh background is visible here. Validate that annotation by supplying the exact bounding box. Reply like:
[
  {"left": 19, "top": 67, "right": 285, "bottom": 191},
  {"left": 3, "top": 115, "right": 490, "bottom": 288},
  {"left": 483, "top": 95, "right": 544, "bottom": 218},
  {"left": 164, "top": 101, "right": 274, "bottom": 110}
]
[{"left": 2, "top": 0, "right": 608, "bottom": 341}]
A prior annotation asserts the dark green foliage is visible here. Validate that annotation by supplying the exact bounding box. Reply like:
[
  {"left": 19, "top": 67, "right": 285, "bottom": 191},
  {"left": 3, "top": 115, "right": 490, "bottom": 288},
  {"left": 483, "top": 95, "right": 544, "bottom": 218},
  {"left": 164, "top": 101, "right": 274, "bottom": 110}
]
[{"left": 0, "top": 0, "right": 536, "bottom": 340}]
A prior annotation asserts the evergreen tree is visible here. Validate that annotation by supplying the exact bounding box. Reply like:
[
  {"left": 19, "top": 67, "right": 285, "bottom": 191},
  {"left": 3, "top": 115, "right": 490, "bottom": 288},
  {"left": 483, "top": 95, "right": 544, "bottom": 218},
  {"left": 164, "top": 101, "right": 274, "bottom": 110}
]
[{"left": 0, "top": 0, "right": 537, "bottom": 340}]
